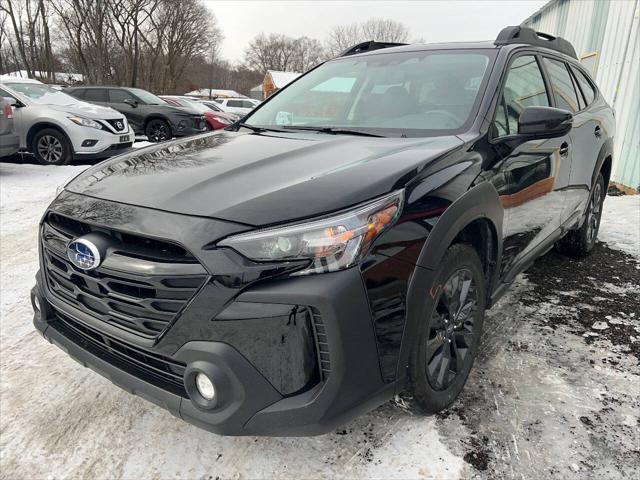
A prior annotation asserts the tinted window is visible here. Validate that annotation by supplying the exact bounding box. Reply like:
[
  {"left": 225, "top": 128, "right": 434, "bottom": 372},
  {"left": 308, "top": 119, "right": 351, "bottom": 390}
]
[
  {"left": 247, "top": 50, "right": 494, "bottom": 135},
  {"left": 571, "top": 66, "right": 596, "bottom": 106},
  {"left": 494, "top": 55, "right": 549, "bottom": 137},
  {"left": 68, "top": 88, "right": 85, "bottom": 99},
  {"left": 242, "top": 100, "right": 256, "bottom": 108},
  {"left": 4, "top": 82, "right": 78, "bottom": 106},
  {"left": 109, "top": 89, "right": 136, "bottom": 103},
  {"left": 543, "top": 58, "right": 581, "bottom": 112},
  {"left": 227, "top": 100, "right": 245, "bottom": 108},
  {"left": 84, "top": 89, "right": 107, "bottom": 102}
]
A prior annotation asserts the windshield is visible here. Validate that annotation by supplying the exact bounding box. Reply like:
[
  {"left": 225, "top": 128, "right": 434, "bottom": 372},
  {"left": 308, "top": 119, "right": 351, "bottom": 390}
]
[
  {"left": 246, "top": 49, "right": 495, "bottom": 136},
  {"left": 5, "top": 82, "right": 78, "bottom": 106},
  {"left": 130, "top": 88, "right": 167, "bottom": 105},
  {"left": 177, "top": 98, "right": 209, "bottom": 113}
]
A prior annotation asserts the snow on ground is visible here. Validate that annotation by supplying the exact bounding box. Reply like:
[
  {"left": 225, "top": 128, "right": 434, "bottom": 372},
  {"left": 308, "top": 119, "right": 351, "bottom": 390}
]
[{"left": 1, "top": 158, "right": 639, "bottom": 479}]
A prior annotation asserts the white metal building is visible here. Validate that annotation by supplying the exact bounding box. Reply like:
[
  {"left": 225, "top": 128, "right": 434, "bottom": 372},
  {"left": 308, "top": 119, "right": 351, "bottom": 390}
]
[{"left": 523, "top": 0, "right": 639, "bottom": 190}]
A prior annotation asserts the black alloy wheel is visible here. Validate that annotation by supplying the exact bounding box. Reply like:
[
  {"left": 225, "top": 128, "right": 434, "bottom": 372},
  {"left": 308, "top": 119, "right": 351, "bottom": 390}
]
[
  {"left": 145, "top": 119, "right": 171, "bottom": 142},
  {"left": 426, "top": 268, "right": 478, "bottom": 391},
  {"left": 409, "top": 243, "right": 486, "bottom": 414},
  {"left": 585, "top": 179, "right": 603, "bottom": 246},
  {"left": 557, "top": 172, "right": 606, "bottom": 257}
]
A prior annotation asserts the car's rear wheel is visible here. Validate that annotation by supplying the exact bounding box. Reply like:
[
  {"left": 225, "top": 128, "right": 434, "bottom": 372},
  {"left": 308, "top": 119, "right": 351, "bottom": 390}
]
[
  {"left": 409, "top": 243, "right": 486, "bottom": 414},
  {"left": 145, "top": 119, "right": 171, "bottom": 142},
  {"left": 32, "top": 129, "right": 72, "bottom": 165},
  {"left": 557, "top": 172, "right": 605, "bottom": 257}
]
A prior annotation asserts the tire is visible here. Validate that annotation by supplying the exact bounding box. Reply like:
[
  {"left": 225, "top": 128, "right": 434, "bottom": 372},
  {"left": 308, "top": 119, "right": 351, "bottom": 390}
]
[
  {"left": 145, "top": 118, "right": 171, "bottom": 142},
  {"left": 32, "top": 128, "right": 72, "bottom": 165},
  {"left": 557, "top": 172, "right": 605, "bottom": 257},
  {"left": 409, "top": 243, "right": 486, "bottom": 414}
]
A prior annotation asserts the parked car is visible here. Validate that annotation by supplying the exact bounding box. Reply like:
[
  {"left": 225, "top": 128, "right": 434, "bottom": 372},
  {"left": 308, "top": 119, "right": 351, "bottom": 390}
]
[
  {"left": 0, "top": 76, "right": 131, "bottom": 165},
  {"left": 0, "top": 97, "right": 19, "bottom": 158},
  {"left": 66, "top": 86, "right": 207, "bottom": 142},
  {"left": 160, "top": 95, "right": 238, "bottom": 130},
  {"left": 32, "top": 27, "right": 614, "bottom": 436},
  {"left": 212, "top": 97, "right": 260, "bottom": 115}
]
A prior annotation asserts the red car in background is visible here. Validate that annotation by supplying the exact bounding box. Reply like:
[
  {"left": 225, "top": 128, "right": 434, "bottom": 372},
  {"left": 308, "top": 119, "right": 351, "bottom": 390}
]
[{"left": 160, "top": 96, "right": 239, "bottom": 130}]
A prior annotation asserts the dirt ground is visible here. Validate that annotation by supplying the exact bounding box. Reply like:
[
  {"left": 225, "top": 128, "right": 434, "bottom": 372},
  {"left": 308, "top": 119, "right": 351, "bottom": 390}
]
[{"left": 1, "top": 160, "right": 638, "bottom": 479}]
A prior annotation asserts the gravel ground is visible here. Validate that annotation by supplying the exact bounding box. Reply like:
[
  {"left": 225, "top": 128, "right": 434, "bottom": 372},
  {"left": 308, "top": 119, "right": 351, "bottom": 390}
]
[{"left": 1, "top": 157, "right": 638, "bottom": 479}]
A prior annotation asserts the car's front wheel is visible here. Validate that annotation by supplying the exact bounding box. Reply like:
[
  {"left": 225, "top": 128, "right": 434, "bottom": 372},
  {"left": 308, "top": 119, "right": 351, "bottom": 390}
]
[
  {"left": 145, "top": 119, "right": 171, "bottom": 142},
  {"left": 32, "top": 129, "right": 72, "bottom": 165},
  {"left": 409, "top": 243, "right": 486, "bottom": 413}
]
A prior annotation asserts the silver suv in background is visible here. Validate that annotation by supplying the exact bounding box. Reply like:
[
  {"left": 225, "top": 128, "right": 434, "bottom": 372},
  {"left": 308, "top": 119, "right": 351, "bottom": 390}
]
[
  {"left": 0, "top": 76, "right": 132, "bottom": 165},
  {"left": 0, "top": 97, "right": 19, "bottom": 158}
]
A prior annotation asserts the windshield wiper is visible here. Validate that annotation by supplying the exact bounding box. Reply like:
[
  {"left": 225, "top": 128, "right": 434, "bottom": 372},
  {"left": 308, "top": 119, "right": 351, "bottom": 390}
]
[
  {"left": 235, "top": 123, "right": 285, "bottom": 133},
  {"left": 281, "top": 126, "right": 384, "bottom": 137}
]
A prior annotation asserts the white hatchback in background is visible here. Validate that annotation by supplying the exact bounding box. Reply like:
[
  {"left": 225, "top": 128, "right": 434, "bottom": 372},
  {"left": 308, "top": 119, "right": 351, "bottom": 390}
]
[
  {"left": 212, "top": 97, "right": 260, "bottom": 116},
  {"left": 0, "top": 76, "right": 132, "bottom": 165}
]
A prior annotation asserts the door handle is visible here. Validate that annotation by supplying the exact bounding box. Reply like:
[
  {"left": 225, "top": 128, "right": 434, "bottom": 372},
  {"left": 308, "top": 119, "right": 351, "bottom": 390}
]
[
  {"left": 594, "top": 125, "right": 602, "bottom": 138},
  {"left": 559, "top": 142, "right": 570, "bottom": 158}
]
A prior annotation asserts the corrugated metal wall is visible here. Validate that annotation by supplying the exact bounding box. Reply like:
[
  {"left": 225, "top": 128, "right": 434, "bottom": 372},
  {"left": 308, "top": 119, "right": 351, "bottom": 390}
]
[{"left": 524, "top": 0, "right": 639, "bottom": 190}]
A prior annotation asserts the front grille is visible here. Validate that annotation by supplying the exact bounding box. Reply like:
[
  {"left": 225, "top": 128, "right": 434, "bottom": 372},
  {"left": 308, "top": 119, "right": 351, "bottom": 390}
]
[
  {"left": 42, "top": 213, "right": 207, "bottom": 338},
  {"left": 309, "top": 307, "right": 330, "bottom": 380},
  {"left": 105, "top": 118, "right": 126, "bottom": 132},
  {"left": 52, "top": 309, "right": 188, "bottom": 397}
]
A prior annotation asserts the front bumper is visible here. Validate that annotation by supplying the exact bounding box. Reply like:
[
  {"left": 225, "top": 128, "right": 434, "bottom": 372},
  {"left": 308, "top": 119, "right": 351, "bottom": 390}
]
[
  {"left": 32, "top": 255, "right": 395, "bottom": 436},
  {"left": 170, "top": 116, "right": 207, "bottom": 137},
  {"left": 64, "top": 120, "right": 133, "bottom": 158}
]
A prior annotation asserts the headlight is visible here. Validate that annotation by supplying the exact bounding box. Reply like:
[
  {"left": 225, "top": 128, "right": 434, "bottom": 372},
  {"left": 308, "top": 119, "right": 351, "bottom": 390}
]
[
  {"left": 218, "top": 190, "right": 403, "bottom": 275},
  {"left": 68, "top": 116, "right": 102, "bottom": 130}
]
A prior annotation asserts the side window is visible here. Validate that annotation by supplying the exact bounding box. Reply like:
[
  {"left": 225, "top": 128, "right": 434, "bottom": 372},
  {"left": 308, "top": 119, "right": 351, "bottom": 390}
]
[
  {"left": 68, "top": 88, "right": 85, "bottom": 99},
  {"left": 109, "top": 89, "right": 136, "bottom": 104},
  {"left": 227, "top": 100, "right": 244, "bottom": 108},
  {"left": 0, "top": 87, "right": 15, "bottom": 98},
  {"left": 570, "top": 66, "right": 596, "bottom": 106},
  {"left": 542, "top": 58, "right": 581, "bottom": 112},
  {"left": 494, "top": 55, "right": 550, "bottom": 137},
  {"left": 84, "top": 89, "right": 107, "bottom": 102}
]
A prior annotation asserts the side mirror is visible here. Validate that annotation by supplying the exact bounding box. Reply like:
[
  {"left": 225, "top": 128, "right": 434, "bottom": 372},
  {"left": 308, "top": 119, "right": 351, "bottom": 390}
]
[
  {"left": 2, "top": 96, "right": 21, "bottom": 108},
  {"left": 123, "top": 98, "right": 138, "bottom": 108},
  {"left": 517, "top": 106, "right": 573, "bottom": 138}
]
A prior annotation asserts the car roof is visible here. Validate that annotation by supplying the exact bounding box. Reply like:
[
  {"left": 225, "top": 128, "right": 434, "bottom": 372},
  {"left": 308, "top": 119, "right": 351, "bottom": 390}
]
[{"left": 0, "top": 75, "right": 44, "bottom": 85}]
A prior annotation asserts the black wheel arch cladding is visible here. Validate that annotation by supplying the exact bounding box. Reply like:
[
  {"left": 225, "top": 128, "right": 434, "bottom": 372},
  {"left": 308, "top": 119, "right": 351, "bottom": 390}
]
[{"left": 394, "top": 180, "right": 503, "bottom": 386}]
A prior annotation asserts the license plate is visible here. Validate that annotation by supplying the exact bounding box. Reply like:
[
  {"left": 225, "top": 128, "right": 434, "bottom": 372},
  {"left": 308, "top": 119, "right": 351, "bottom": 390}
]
[{"left": 119, "top": 135, "right": 130, "bottom": 143}]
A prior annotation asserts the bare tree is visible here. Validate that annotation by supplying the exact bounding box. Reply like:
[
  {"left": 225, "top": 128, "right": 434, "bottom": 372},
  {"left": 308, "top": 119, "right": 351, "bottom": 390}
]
[
  {"left": 244, "top": 33, "right": 327, "bottom": 73},
  {"left": 0, "top": 0, "right": 55, "bottom": 78},
  {"left": 326, "top": 18, "right": 410, "bottom": 56}
]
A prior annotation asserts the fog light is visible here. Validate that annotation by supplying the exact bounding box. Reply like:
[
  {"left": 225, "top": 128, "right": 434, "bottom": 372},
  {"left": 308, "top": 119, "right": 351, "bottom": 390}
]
[{"left": 195, "top": 372, "right": 215, "bottom": 400}]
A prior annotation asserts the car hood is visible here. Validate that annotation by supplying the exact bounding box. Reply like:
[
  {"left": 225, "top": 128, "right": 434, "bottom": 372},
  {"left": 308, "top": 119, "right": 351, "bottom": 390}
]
[
  {"left": 48, "top": 102, "right": 124, "bottom": 120},
  {"left": 155, "top": 104, "right": 201, "bottom": 116},
  {"left": 66, "top": 131, "right": 463, "bottom": 226}
]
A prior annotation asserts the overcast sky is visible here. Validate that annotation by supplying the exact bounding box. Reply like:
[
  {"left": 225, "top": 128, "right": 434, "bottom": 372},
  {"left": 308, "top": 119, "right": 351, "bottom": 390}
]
[{"left": 207, "top": 0, "right": 549, "bottom": 63}]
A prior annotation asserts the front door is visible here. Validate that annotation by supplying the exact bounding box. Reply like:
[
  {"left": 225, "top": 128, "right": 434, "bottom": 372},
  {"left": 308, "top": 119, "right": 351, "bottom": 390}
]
[{"left": 490, "top": 54, "right": 573, "bottom": 280}]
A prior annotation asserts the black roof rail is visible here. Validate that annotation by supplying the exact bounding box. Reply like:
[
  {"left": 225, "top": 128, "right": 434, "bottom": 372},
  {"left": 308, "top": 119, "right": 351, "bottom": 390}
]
[
  {"left": 338, "top": 40, "right": 408, "bottom": 57},
  {"left": 495, "top": 25, "right": 577, "bottom": 59}
]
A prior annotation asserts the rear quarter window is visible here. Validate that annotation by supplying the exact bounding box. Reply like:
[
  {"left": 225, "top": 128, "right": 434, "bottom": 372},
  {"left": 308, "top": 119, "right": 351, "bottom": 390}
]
[
  {"left": 542, "top": 57, "right": 581, "bottom": 113},
  {"left": 570, "top": 66, "right": 596, "bottom": 106}
]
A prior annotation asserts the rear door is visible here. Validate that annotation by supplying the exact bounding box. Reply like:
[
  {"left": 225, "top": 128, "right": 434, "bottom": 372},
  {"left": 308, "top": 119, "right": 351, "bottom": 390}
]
[
  {"left": 540, "top": 57, "right": 588, "bottom": 226},
  {"left": 564, "top": 64, "right": 604, "bottom": 220},
  {"left": 490, "top": 53, "right": 573, "bottom": 280}
]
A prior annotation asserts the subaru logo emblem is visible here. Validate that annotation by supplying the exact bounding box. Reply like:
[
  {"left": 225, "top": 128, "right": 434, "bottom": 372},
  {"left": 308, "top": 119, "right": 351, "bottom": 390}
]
[{"left": 67, "top": 238, "right": 101, "bottom": 270}]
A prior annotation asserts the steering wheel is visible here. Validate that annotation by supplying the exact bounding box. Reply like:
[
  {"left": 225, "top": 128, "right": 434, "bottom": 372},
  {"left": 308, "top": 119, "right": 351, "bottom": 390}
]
[{"left": 424, "top": 110, "right": 461, "bottom": 128}]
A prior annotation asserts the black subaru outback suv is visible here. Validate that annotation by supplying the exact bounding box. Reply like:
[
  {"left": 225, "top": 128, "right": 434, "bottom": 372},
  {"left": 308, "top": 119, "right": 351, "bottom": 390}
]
[{"left": 32, "top": 27, "right": 615, "bottom": 436}]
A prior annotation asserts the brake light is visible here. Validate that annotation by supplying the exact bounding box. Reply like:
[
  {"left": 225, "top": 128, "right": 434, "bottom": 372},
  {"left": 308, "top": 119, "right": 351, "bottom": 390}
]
[{"left": 3, "top": 104, "right": 13, "bottom": 119}]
